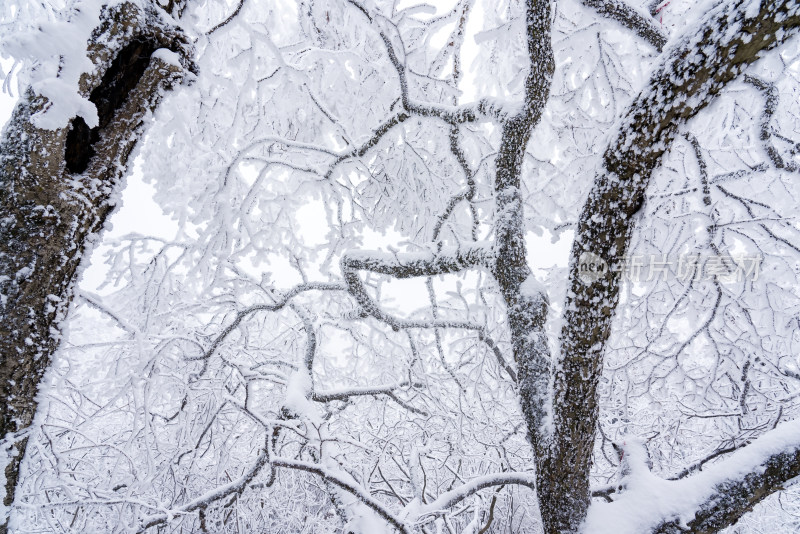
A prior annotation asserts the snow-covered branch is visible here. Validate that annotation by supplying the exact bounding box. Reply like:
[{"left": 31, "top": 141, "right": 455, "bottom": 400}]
[
  {"left": 585, "top": 419, "right": 800, "bottom": 533},
  {"left": 341, "top": 246, "right": 489, "bottom": 323},
  {"left": 745, "top": 74, "right": 800, "bottom": 172},
  {"left": 344, "top": 0, "right": 507, "bottom": 125},
  {"left": 340, "top": 246, "right": 516, "bottom": 380},
  {"left": 271, "top": 457, "right": 411, "bottom": 533},
  {"left": 580, "top": 0, "right": 667, "bottom": 51},
  {"left": 190, "top": 282, "right": 345, "bottom": 373},
  {"left": 342, "top": 244, "right": 492, "bottom": 281},
  {"left": 409, "top": 471, "right": 537, "bottom": 522},
  {"left": 312, "top": 380, "right": 420, "bottom": 403},
  {"left": 139, "top": 435, "right": 273, "bottom": 531}
]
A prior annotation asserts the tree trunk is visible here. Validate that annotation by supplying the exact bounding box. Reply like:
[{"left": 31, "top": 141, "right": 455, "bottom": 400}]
[
  {"left": 0, "top": 2, "right": 192, "bottom": 529},
  {"left": 549, "top": 1, "right": 800, "bottom": 532}
]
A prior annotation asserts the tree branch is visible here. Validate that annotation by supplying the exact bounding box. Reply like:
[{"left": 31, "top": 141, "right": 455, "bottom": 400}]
[
  {"left": 744, "top": 74, "right": 799, "bottom": 171},
  {"left": 271, "top": 457, "right": 411, "bottom": 533},
  {"left": 410, "top": 472, "right": 537, "bottom": 522},
  {"left": 312, "top": 380, "right": 420, "bottom": 403},
  {"left": 341, "top": 245, "right": 490, "bottom": 325},
  {"left": 670, "top": 443, "right": 750, "bottom": 482},
  {"left": 207, "top": 0, "right": 247, "bottom": 35},
  {"left": 585, "top": 419, "right": 800, "bottom": 533},
  {"left": 342, "top": 245, "right": 491, "bottom": 280},
  {"left": 139, "top": 435, "right": 273, "bottom": 532},
  {"left": 340, "top": 248, "right": 516, "bottom": 380},
  {"left": 343, "top": 0, "right": 507, "bottom": 125},
  {"left": 190, "top": 282, "right": 344, "bottom": 372},
  {"left": 324, "top": 111, "right": 411, "bottom": 180},
  {"left": 580, "top": 0, "right": 667, "bottom": 51}
]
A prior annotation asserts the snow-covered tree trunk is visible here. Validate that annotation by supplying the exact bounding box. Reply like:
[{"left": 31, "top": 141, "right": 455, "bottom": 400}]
[
  {"left": 0, "top": 2, "right": 192, "bottom": 527},
  {"left": 548, "top": 0, "right": 800, "bottom": 531},
  {"left": 315, "top": 1, "right": 800, "bottom": 532}
]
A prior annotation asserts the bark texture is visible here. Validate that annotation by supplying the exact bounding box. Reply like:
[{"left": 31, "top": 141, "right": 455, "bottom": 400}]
[
  {"left": 581, "top": 0, "right": 666, "bottom": 51},
  {"left": 552, "top": 1, "right": 800, "bottom": 532},
  {"left": 653, "top": 441, "right": 800, "bottom": 533},
  {"left": 0, "top": 2, "right": 192, "bottom": 527}
]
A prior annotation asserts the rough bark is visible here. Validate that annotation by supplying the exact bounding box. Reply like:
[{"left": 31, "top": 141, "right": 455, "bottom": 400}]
[
  {"left": 654, "top": 443, "right": 800, "bottom": 533},
  {"left": 581, "top": 0, "right": 667, "bottom": 51},
  {"left": 0, "top": 2, "right": 193, "bottom": 528},
  {"left": 487, "top": 0, "right": 562, "bottom": 530},
  {"left": 550, "top": 0, "right": 800, "bottom": 532}
]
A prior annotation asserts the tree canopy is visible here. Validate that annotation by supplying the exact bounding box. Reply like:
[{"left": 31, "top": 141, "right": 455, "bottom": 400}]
[{"left": 2, "top": 0, "right": 800, "bottom": 533}]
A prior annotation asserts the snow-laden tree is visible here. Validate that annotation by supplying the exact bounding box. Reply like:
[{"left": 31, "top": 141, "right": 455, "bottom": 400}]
[
  {"left": 3, "top": 0, "right": 800, "bottom": 533},
  {"left": 0, "top": 1, "right": 193, "bottom": 530}
]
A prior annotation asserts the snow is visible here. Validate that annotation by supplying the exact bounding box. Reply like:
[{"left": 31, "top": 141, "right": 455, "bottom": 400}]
[
  {"left": 1, "top": 0, "right": 110, "bottom": 130},
  {"left": 745, "top": 0, "right": 762, "bottom": 20},
  {"left": 284, "top": 367, "right": 321, "bottom": 423},
  {"left": 152, "top": 48, "right": 182, "bottom": 68},
  {"left": 584, "top": 419, "right": 800, "bottom": 533},
  {"left": 345, "top": 510, "right": 393, "bottom": 534},
  {"left": 520, "top": 273, "right": 546, "bottom": 297}
]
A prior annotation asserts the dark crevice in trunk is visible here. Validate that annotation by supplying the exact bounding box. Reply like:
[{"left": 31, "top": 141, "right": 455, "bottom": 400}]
[
  {"left": 0, "top": 3, "right": 192, "bottom": 530},
  {"left": 65, "top": 39, "right": 157, "bottom": 174}
]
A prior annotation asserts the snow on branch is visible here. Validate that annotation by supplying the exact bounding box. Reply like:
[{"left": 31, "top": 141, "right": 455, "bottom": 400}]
[
  {"left": 342, "top": 244, "right": 492, "bottom": 280},
  {"left": 324, "top": 110, "right": 412, "bottom": 180},
  {"left": 562, "top": 0, "right": 800, "bottom": 392},
  {"left": 744, "top": 74, "right": 800, "bottom": 172},
  {"left": 340, "top": 245, "right": 517, "bottom": 380},
  {"left": 271, "top": 457, "right": 411, "bottom": 533},
  {"left": 207, "top": 0, "right": 247, "bottom": 35},
  {"left": 340, "top": 245, "right": 491, "bottom": 327},
  {"left": 138, "top": 435, "right": 273, "bottom": 531},
  {"left": 585, "top": 419, "right": 800, "bottom": 534},
  {"left": 312, "top": 380, "right": 421, "bottom": 403},
  {"left": 320, "top": 0, "right": 512, "bottom": 182},
  {"left": 343, "top": 0, "right": 508, "bottom": 125},
  {"left": 580, "top": 0, "right": 667, "bottom": 51},
  {"left": 605, "top": 0, "right": 800, "bottom": 182},
  {"left": 407, "top": 471, "right": 537, "bottom": 523},
  {"left": 189, "top": 282, "right": 345, "bottom": 376},
  {"left": 139, "top": 405, "right": 414, "bottom": 532},
  {"left": 432, "top": 126, "right": 480, "bottom": 242}
]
